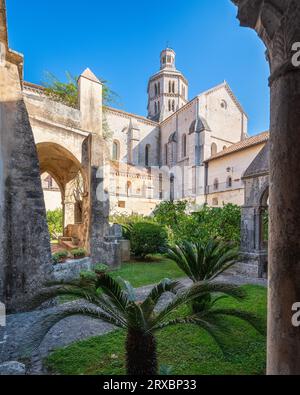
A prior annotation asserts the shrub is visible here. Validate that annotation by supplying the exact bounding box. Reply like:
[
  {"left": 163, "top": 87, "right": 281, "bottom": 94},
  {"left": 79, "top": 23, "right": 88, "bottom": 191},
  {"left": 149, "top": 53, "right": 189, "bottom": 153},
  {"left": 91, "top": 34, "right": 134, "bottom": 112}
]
[
  {"left": 94, "top": 263, "right": 109, "bottom": 273},
  {"left": 154, "top": 202, "right": 241, "bottom": 245},
  {"left": 47, "top": 209, "right": 63, "bottom": 240},
  {"left": 130, "top": 222, "right": 168, "bottom": 259},
  {"left": 52, "top": 250, "right": 69, "bottom": 264},
  {"left": 71, "top": 248, "right": 86, "bottom": 259}
]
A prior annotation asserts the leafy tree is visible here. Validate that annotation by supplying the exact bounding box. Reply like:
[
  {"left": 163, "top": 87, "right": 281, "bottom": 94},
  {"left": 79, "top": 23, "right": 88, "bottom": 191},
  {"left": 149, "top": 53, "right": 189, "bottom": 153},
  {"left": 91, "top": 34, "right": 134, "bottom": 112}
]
[
  {"left": 30, "top": 273, "right": 264, "bottom": 375},
  {"left": 46, "top": 209, "right": 63, "bottom": 240},
  {"left": 167, "top": 239, "right": 239, "bottom": 313}
]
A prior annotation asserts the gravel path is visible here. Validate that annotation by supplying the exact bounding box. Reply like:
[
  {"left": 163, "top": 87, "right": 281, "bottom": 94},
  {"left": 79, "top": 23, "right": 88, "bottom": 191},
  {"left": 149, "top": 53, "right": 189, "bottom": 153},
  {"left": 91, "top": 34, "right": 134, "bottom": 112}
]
[{"left": 0, "top": 273, "right": 267, "bottom": 374}]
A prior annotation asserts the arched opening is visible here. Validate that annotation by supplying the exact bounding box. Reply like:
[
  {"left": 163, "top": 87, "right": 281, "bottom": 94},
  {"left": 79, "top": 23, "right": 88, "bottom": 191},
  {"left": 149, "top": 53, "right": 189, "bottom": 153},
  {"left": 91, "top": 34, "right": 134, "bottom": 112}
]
[
  {"left": 172, "top": 100, "right": 175, "bottom": 112},
  {"left": 145, "top": 144, "right": 151, "bottom": 167},
  {"left": 213, "top": 178, "right": 219, "bottom": 191},
  {"left": 182, "top": 134, "right": 187, "bottom": 158},
  {"left": 126, "top": 181, "right": 132, "bottom": 197},
  {"left": 112, "top": 140, "right": 120, "bottom": 161},
  {"left": 226, "top": 176, "right": 232, "bottom": 188},
  {"left": 37, "top": 142, "right": 88, "bottom": 255},
  {"left": 211, "top": 143, "right": 217, "bottom": 156}
]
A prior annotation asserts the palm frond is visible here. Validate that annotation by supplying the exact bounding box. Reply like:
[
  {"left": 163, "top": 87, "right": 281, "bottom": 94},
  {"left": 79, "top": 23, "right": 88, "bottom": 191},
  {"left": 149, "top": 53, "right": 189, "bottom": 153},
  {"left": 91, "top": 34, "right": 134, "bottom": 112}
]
[
  {"left": 149, "top": 281, "right": 246, "bottom": 330},
  {"left": 141, "top": 279, "right": 183, "bottom": 318},
  {"left": 95, "top": 274, "right": 130, "bottom": 314},
  {"left": 20, "top": 303, "right": 125, "bottom": 358}
]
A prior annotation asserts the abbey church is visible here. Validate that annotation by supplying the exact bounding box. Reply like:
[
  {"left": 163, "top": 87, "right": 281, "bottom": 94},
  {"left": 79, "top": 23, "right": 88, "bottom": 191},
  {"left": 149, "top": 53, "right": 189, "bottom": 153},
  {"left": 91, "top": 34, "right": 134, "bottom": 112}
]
[{"left": 41, "top": 48, "right": 268, "bottom": 215}]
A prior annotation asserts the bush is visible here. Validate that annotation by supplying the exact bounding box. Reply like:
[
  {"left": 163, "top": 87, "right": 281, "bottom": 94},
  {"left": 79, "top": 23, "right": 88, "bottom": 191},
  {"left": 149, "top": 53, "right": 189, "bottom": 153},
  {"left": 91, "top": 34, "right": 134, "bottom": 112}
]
[
  {"left": 71, "top": 248, "right": 86, "bottom": 259},
  {"left": 154, "top": 202, "right": 241, "bottom": 245},
  {"left": 130, "top": 222, "right": 168, "bottom": 259},
  {"left": 110, "top": 213, "right": 153, "bottom": 240},
  {"left": 52, "top": 250, "right": 69, "bottom": 264},
  {"left": 47, "top": 209, "right": 63, "bottom": 240}
]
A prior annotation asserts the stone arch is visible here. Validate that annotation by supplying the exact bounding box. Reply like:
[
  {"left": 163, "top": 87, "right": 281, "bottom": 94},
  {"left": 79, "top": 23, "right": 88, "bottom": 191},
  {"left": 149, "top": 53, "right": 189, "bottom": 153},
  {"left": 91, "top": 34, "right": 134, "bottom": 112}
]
[{"left": 36, "top": 142, "right": 89, "bottom": 250}]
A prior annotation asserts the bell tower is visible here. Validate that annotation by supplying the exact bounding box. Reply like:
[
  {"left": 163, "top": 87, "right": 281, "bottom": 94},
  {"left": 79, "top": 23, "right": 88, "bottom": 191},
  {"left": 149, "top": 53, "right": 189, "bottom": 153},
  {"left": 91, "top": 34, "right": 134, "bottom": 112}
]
[{"left": 147, "top": 48, "right": 189, "bottom": 122}]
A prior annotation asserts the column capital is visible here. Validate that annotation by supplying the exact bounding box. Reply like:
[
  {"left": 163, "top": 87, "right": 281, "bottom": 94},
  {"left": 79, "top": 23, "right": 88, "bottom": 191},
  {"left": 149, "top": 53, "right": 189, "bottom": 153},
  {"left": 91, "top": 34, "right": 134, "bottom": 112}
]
[{"left": 232, "top": 0, "right": 300, "bottom": 85}]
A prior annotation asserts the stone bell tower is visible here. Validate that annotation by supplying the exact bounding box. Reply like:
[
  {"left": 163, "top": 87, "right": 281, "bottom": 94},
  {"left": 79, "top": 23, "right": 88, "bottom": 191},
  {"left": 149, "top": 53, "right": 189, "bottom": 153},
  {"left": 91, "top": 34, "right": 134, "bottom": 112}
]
[{"left": 147, "top": 48, "right": 189, "bottom": 122}]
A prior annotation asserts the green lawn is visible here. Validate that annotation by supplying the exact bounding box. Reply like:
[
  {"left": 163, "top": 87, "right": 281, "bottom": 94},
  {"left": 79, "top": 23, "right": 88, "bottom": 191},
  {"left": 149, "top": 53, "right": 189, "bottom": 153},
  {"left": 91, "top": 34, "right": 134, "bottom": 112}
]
[
  {"left": 46, "top": 285, "right": 267, "bottom": 375},
  {"left": 109, "top": 255, "right": 184, "bottom": 288}
]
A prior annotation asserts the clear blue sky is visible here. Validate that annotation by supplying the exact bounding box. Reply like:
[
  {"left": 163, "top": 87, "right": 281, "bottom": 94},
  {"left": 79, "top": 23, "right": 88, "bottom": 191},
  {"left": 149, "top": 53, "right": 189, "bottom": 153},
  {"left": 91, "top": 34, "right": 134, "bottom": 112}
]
[{"left": 6, "top": 0, "right": 270, "bottom": 136}]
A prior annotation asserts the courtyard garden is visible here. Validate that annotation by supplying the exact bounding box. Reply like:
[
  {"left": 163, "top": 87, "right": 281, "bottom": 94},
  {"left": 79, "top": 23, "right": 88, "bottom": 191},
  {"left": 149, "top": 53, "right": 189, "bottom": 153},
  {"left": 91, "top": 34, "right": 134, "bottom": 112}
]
[
  {"left": 46, "top": 283, "right": 267, "bottom": 375},
  {"left": 40, "top": 202, "right": 267, "bottom": 376}
]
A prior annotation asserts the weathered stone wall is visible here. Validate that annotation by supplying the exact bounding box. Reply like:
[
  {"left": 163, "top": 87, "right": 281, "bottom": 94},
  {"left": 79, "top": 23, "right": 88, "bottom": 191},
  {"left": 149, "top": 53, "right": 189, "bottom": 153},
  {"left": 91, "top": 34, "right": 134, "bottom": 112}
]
[{"left": 0, "top": 0, "right": 52, "bottom": 312}]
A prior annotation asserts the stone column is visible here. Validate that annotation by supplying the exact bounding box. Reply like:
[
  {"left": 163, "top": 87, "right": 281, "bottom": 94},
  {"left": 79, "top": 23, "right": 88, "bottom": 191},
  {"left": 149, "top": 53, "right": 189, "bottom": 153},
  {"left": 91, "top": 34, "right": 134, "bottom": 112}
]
[
  {"left": 78, "top": 68, "right": 121, "bottom": 267},
  {"left": 232, "top": 0, "right": 300, "bottom": 374}
]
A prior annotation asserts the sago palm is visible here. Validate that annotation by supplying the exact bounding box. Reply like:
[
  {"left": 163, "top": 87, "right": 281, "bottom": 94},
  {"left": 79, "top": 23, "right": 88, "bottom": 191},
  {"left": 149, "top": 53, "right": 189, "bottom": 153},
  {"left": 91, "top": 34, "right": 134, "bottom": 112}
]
[
  {"left": 29, "top": 272, "right": 264, "bottom": 375},
  {"left": 167, "top": 239, "right": 240, "bottom": 312}
]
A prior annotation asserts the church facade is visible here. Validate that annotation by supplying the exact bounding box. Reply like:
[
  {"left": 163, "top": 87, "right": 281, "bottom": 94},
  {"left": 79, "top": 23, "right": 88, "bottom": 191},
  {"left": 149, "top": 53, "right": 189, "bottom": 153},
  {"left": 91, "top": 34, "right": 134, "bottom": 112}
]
[{"left": 41, "top": 48, "right": 253, "bottom": 215}]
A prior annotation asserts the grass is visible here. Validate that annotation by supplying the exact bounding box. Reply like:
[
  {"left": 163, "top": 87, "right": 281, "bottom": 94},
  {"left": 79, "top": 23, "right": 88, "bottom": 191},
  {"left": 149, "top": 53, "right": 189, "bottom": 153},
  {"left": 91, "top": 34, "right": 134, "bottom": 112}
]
[
  {"left": 109, "top": 255, "right": 184, "bottom": 288},
  {"left": 46, "top": 285, "right": 267, "bottom": 375}
]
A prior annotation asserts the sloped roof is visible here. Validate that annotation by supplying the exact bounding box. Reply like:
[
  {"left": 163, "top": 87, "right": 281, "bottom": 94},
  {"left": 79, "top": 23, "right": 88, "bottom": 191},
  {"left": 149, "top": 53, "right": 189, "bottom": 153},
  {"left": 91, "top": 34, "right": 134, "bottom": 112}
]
[
  {"left": 205, "top": 131, "right": 269, "bottom": 162},
  {"left": 242, "top": 142, "right": 270, "bottom": 179}
]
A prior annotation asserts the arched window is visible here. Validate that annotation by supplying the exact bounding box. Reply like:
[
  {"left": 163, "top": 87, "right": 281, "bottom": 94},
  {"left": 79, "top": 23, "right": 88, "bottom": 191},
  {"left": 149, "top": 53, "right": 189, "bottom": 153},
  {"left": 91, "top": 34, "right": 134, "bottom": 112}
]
[
  {"left": 214, "top": 178, "right": 219, "bottom": 191},
  {"left": 211, "top": 143, "right": 217, "bottom": 156},
  {"left": 158, "top": 82, "right": 160, "bottom": 95},
  {"left": 154, "top": 102, "right": 157, "bottom": 114},
  {"left": 154, "top": 84, "right": 158, "bottom": 96},
  {"left": 169, "top": 81, "right": 172, "bottom": 93},
  {"left": 145, "top": 145, "right": 151, "bottom": 167},
  {"left": 182, "top": 134, "right": 187, "bottom": 158},
  {"left": 126, "top": 181, "right": 132, "bottom": 197},
  {"left": 112, "top": 140, "right": 120, "bottom": 161},
  {"left": 158, "top": 101, "right": 160, "bottom": 113},
  {"left": 165, "top": 144, "right": 168, "bottom": 165},
  {"left": 168, "top": 100, "right": 171, "bottom": 112},
  {"left": 172, "top": 82, "right": 175, "bottom": 93},
  {"left": 220, "top": 100, "right": 227, "bottom": 110},
  {"left": 172, "top": 100, "right": 175, "bottom": 112},
  {"left": 223, "top": 146, "right": 227, "bottom": 151},
  {"left": 227, "top": 176, "right": 233, "bottom": 188},
  {"left": 182, "top": 85, "right": 186, "bottom": 98}
]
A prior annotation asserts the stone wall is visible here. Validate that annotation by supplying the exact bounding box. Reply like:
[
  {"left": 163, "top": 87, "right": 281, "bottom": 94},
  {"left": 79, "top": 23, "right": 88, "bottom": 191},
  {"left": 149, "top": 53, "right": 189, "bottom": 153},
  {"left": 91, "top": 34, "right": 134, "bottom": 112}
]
[{"left": 0, "top": 0, "right": 52, "bottom": 312}]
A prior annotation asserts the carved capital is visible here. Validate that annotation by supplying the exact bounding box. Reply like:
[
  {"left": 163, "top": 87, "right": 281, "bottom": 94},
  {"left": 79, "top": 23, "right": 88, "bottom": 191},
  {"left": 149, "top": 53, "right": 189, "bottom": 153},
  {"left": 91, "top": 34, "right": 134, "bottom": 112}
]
[{"left": 232, "top": 0, "right": 300, "bottom": 85}]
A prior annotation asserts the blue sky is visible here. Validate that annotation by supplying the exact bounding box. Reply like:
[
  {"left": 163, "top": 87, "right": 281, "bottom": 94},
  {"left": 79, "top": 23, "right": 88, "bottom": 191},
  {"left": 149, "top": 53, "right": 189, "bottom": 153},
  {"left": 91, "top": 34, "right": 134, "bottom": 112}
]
[{"left": 6, "top": 0, "right": 270, "bottom": 135}]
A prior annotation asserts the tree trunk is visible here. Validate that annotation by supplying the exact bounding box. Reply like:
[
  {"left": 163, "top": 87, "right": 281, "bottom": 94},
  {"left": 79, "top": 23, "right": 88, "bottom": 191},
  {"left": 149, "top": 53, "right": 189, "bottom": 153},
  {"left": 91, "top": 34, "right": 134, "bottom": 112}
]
[{"left": 126, "top": 329, "right": 158, "bottom": 375}]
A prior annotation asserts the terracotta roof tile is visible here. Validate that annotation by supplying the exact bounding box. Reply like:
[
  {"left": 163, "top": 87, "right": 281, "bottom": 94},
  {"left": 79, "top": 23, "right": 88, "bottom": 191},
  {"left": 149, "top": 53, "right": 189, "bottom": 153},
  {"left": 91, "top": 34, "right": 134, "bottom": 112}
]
[{"left": 205, "top": 131, "right": 269, "bottom": 162}]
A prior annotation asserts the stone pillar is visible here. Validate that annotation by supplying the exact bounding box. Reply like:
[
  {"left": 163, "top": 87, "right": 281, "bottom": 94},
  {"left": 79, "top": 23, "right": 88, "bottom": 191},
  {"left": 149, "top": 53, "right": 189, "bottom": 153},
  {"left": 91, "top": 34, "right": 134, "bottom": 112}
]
[
  {"left": 0, "top": 0, "right": 52, "bottom": 312},
  {"left": 232, "top": 0, "right": 300, "bottom": 374},
  {"left": 78, "top": 68, "right": 121, "bottom": 267},
  {"left": 128, "top": 118, "right": 140, "bottom": 166}
]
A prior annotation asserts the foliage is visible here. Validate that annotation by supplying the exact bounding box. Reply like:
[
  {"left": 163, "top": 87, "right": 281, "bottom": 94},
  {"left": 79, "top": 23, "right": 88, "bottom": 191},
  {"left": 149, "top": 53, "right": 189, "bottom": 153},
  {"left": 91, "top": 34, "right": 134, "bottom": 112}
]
[
  {"left": 31, "top": 274, "right": 264, "bottom": 375},
  {"left": 130, "top": 222, "right": 168, "bottom": 259},
  {"left": 167, "top": 239, "right": 239, "bottom": 313},
  {"left": 46, "top": 285, "right": 267, "bottom": 376},
  {"left": 154, "top": 202, "right": 241, "bottom": 245},
  {"left": 71, "top": 248, "right": 86, "bottom": 258},
  {"left": 94, "top": 263, "right": 109, "bottom": 273},
  {"left": 42, "top": 72, "right": 118, "bottom": 140},
  {"left": 52, "top": 250, "right": 69, "bottom": 265},
  {"left": 110, "top": 213, "right": 153, "bottom": 240},
  {"left": 47, "top": 209, "right": 63, "bottom": 240},
  {"left": 43, "top": 71, "right": 118, "bottom": 107}
]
